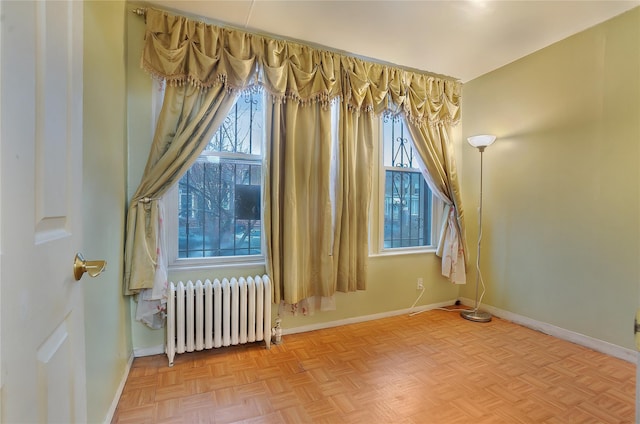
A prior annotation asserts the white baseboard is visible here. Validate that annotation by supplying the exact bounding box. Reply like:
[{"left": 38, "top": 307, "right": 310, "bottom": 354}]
[
  {"left": 131, "top": 300, "right": 458, "bottom": 358},
  {"left": 103, "top": 353, "right": 134, "bottom": 424},
  {"left": 132, "top": 298, "right": 634, "bottom": 365},
  {"left": 458, "top": 297, "right": 636, "bottom": 363},
  {"left": 281, "top": 299, "right": 458, "bottom": 336}
]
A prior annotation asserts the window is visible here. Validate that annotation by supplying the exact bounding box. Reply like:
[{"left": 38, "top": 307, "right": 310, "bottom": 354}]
[
  {"left": 173, "top": 92, "right": 264, "bottom": 262},
  {"left": 166, "top": 92, "right": 436, "bottom": 266},
  {"left": 381, "top": 115, "right": 433, "bottom": 250}
]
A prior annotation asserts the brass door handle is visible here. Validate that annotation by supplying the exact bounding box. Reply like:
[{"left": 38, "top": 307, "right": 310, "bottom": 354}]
[{"left": 73, "top": 253, "right": 106, "bottom": 281}]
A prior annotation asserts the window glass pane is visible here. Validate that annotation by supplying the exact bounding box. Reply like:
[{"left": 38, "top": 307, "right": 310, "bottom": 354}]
[
  {"left": 179, "top": 159, "right": 262, "bottom": 258},
  {"left": 383, "top": 170, "right": 431, "bottom": 248},
  {"left": 204, "top": 93, "right": 262, "bottom": 156},
  {"left": 383, "top": 115, "right": 414, "bottom": 168},
  {"left": 178, "top": 92, "right": 263, "bottom": 259},
  {"left": 382, "top": 116, "right": 432, "bottom": 249}
]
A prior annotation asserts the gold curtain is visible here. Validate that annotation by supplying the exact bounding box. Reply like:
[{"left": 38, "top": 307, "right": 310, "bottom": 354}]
[
  {"left": 124, "top": 83, "right": 239, "bottom": 294},
  {"left": 333, "top": 104, "right": 375, "bottom": 292},
  {"left": 264, "top": 99, "right": 336, "bottom": 305},
  {"left": 406, "top": 121, "right": 468, "bottom": 284},
  {"left": 127, "top": 8, "right": 465, "bottom": 301},
  {"left": 332, "top": 61, "right": 386, "bottom": 292},
  {"left": 139, "top": 9, "right": 460, "bottom": 122}
]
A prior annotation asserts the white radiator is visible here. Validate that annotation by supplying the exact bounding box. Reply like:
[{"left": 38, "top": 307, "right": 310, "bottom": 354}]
[{"left": 166, "top": 275, "right": 272, "bottom": 366}]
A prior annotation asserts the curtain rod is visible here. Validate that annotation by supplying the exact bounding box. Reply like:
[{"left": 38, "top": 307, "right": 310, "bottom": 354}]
[{"left": 131, "top": 7, "right": 146, "bottom": 17}]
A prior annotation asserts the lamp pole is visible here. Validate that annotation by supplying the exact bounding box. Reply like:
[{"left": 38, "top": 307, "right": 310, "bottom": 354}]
[{"left": 461, "top": 137, "right": 493, "bottom": 323}]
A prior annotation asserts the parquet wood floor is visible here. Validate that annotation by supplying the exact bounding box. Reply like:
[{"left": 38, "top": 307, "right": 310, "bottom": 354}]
[{"left": 112, "top": 309, "right": 636, "bottom": 423}]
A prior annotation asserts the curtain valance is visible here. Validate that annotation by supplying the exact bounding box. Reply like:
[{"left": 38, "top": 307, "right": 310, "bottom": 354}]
[{"left": 141, "top": 8, "right": 461, "bottom": 126}]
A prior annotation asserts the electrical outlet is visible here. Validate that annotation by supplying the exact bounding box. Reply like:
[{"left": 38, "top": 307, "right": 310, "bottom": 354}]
[{"left": 417, "top": 278, "right": 423, "bottom": 290}]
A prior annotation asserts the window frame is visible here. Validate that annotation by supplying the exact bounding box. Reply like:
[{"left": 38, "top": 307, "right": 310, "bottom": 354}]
[
  {"left": 375, "top": 115, "right": 443, "bottom": 256},
  {"left": 166, "top": 183, "right": 266, "bottom": 271},
  {"left": 164, "top": 91, "right": 267, "bottom": 271}
]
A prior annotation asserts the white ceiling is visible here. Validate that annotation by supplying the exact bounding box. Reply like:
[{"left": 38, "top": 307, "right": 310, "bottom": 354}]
[{"left": 145, "top": 0, "right": 639, "bottom": 82}]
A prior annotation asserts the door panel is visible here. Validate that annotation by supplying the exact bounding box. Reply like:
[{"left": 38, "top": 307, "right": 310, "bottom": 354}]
[{"left": 1, "top": 1, "right": 86, "bottom": 422}]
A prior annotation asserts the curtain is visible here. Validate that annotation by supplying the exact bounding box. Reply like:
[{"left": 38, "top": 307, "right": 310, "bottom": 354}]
[
  {"left": 128, "top": 8, "right": 464, "bottom": 318},
  {"left": 264, "top": 98, "right": 336, "bottom": 308},
  {"left": 406, "top": 120, "right": 468, "bottom": 284},
  {"left": 333, "top": 104, "right": 373, "bottom": 292},
  {"left": 333, "top": 61, "right": 383, "bottom": 292},
  {"left": 138, "top": 9, "right": 459, "bottom": 121},
  {"left": 124, "top": 83, "right": 240, "bottom": 325}
]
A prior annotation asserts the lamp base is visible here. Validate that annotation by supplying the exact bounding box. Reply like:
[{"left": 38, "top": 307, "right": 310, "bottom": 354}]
[{"left": 460, "top": 309, "right": 492, "bottom": 323}]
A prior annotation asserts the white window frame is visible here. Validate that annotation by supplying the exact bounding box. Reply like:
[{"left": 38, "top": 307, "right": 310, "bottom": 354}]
[
  {"left": 165, "top": 182, "right": 266, "bottom": 271},
  {"left": 376, "top": 115, "right": 443, "bottom": 256},
  {"left": 162, "top": 90, "right": 266, "bottom": 271}
]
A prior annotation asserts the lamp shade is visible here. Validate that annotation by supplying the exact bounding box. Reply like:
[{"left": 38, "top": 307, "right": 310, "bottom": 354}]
[{"left": 467, "top": 134, "right": 496, "bottom": 148}]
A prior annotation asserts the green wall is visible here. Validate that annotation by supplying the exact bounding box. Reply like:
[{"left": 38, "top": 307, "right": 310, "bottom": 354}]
[
  {"left": 460, "top": 7, "right": 640, "bottom": 350},
  {"left": 83, "top": 2, "right": 132, "bottom": 422}
]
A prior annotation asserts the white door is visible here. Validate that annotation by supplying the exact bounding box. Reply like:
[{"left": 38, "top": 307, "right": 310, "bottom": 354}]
[{"left": 1, "top": 1, "right": 87, "bottom": 422}]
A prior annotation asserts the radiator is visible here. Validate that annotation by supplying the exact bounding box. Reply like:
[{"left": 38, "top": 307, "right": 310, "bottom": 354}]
[{"left": 166, "top": 275, "right": 272, "bottom": 366}]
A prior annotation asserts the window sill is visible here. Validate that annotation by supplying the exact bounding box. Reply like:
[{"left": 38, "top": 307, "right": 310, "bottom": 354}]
[
  {"left": 369, "top": 247, "right": 437, "bottom": 258},
  {"left": 168, "top": 257, "right": 265, "bottom": 272}
]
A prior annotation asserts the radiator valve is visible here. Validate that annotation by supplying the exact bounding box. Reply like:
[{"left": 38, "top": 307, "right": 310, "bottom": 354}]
[{"left": 272, "top": 317, "right": 283, "bottom": 345}]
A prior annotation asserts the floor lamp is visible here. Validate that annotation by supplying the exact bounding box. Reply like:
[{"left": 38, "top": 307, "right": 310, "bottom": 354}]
[{"left": 460, "top": 134, "right": 496, "bottom": 323}]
